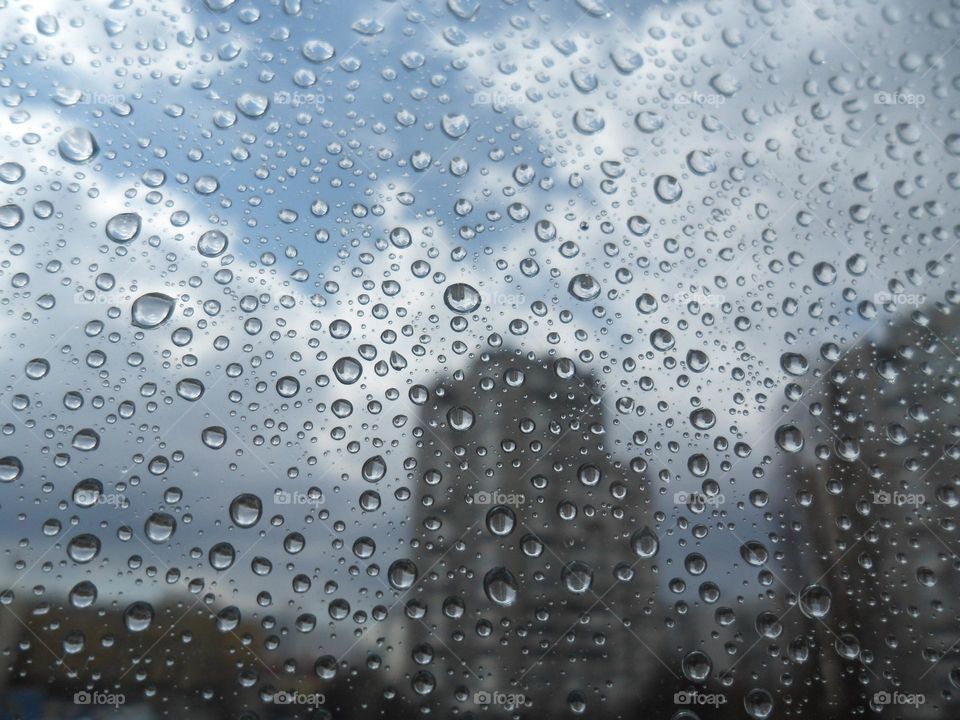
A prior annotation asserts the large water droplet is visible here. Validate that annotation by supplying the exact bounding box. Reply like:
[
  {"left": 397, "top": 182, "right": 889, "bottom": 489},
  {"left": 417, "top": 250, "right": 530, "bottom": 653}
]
[
  {"left": 58, "top": 127, "right": 99, "bottom": 163},
  {"left": 654, "top": 174, "right": 683, "bottom": 203},
  {"left": 362, "top": 455, "right": 387, "bottom": 482},
  {"left": 441, "top": 113, "right": 470, "bottom": 139},
  {"left": 0, "top": 204, "right": 24, "bottom": 230},
  {"left": 568, "top": 273, "right": 601, "bottom": 301},
  {"left": 573, "top": 108, "right": 605, "bottom": 134},
  {"left": 124, "top": 601, "right": 154, "bottom": 632},
  {"left": 483, "top": 567, "right": 519, "bottom": 606},
  {"left": 198, "top": 229, "right": 229, "bottom": 257},
  {"left": 798, "top": 584, "right": 832, "bottom": 618},
  {"left": 388, "top": 559, "right": 418, "bottom": 590},
  {"left": 67, "top": 534, "right": 101, "bottom": 563},
  {"left": 106, "top": 212, "right": 142, "bottom": 243},
  {"left": 209, "top": 542, "right": 236, "bottom": 570},
  {"left": 229, "top": 493, "right": 263, "bottom": 528},
  {"left": 144, "top": 512, "right": 177, "bottom": 543},
  {"left": 631, "top": 527, "right": 659, "bottom": 558},
  {"left": 302, "top": 39, "right": 335, "bottom": 63},
  {"left": 561, "top": 561, "right": 594, "bottom": 594},
  {"left": 131, "top": 292, "right": 175, "bottom": 329},
  {"left": 775, "top": 425, "right": 805, "bottom": 453},
  {"left": 236, "top": 92, "right": 270, "bottom": 118},
  {"left": 0, "top": 457, "right": 23, "bottom": 483},
  {"left": 333, "top": 356, "right": 362, "bottom": 384},
  {"left": 681, "top": 650, "right": 713, "bottom": 681},
  {"left": 443, "top": 283, "right": 481, "bottom": 313}
]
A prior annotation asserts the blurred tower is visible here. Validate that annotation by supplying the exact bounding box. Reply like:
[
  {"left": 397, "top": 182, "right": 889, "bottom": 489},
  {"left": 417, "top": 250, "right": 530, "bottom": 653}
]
[
  {"left": 384, "top": 349, "right": 662, "bottom": 717},
  {"left": 789, "top": 302, "right": 960, "bottom": 717}
]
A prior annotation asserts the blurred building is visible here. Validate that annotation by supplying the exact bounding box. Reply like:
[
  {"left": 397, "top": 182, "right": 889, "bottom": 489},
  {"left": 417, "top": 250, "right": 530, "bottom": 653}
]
[
  {"left": 383, "top": 349, "right": 663, "bottom": 717},
  {"left": 789, "top": 301, "right": 960, "bottom": 717}
]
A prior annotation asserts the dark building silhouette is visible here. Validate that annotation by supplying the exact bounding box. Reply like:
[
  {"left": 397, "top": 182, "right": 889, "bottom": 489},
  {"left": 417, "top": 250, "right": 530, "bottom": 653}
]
[
  {"left": 785, "top": 300, "right": 960, "bottom": 718},
  {"left": 383, "top": 349, "right": 663, "bottom": 717}
]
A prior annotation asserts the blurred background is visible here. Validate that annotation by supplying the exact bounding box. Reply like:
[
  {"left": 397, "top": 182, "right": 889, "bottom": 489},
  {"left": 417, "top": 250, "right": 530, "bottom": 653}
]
[{"left": 1, "top": 0, "right": 960, "bottom": 717}]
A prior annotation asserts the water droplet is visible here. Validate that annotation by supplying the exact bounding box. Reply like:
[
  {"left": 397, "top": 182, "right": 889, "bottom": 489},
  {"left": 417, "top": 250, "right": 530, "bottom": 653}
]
[
  {"left": 798, "top": 584, "right": 832, "bottom": 618},
  {"left": 333, "top": 356, "right": 362, "bottom": 384},
  {"left": 654, "top": 174, "right": 683, "bottom": 203},
  {"left": 740, "top": 541, "right": 768, "bottom": 567},
  {"left": 302, "top": 39, "right": 335, "bottom": 63},
  {"left": 69, "top": 581, "right": 97, "bottom": 608},
  {"left": 198, "top": 229, "right": 229, "bottom": 257},
  {"left": 25, "top": 358, "right": 50, "bottom": 380},
  {"left": 0, "top": 457, "right": 23, "bottom": 483},
  {"left": 441, "top": 113, "right": 470, "bottom": 139},
  {"left": 276, "top": 376, "right": 300, "bottom": 397},
  {"left": 388, "top": 559, "right": 418, "bottom": 590},
  {"left": 209, "top": 542, "right": 236, "bottom": 570},
  {"left": 58, "top": 127, "right": 98, "bottom": 163},
  {"left": 124, "top": 601, "right": 154, "bottom": 632},
  {"left": 201, "top": 426, "right": 227, "bottom": 449},
  {"left": 573, "top": 108, "right": 605, "bottom": 134},
  {"left": 775, "top": 425, "right": 805, "bottom": 453},
  {"left": 132, "top": 292, "right": 175, "bottom": 329},
  {"left": 650, "top": 328, "right": 675, "bottom": 351},
  {"left": 176, "top": 378, "right": 205, "bottom": 401},
  {"left": 631, "top": 527, "right": 659, "bottom": 558},
  {"left": 362, "top": 455, "right": 387, "bottom": 482},
  {"left": 635, "top": 111, "right": 664, "bottom": 132},
  {"left": 443, "top": 283, "right": 481, "bottom": 313},
  {"left": 483, "top": 567, "right": 519, "bottom": 606},
  {"left": 780, "top": 352, "right": 809, "bottom": 376},
  {"left": 568, "top": 273, "right": 601, "bottom": 301},
  {"left": 105, "top": 213, "right": 142, "bottom": 243},
  {"left": 0, "top": 204, "right": 24, "bottom": 230},
  {"left": 72, "top": 428, "right": 100, "bottom": 451},
  {"left": 485, "top": 505, "right": 516, "bottom": 536},
  {"left": 72, "top": 478, "right": 103, "bottom": 508},
  {"left": 229, "top": 494, "right": 263, "bottom": 528},
  {"left": 686, "top": 150, "right": 716, "bottom": 175},
  {"left": 144, "top": 513, "right": 177, "bottom": 543},
  {"left": 561, "top": 561, "right": 594, "bottom": 594},
  {"left": 447, "top": 406, "right": 475, "bottom": 431},
  {"left": 681, "top": 650, "right": 713, "bottom": 681},
  {"left": 236, "top": 92, "right": 270, "bottom": 118},
  {"left": 743, "top": 688, "right": 774, "bottom": 719},
  {"left": 67, "top": 534, "right": 101, "bottom": 563}
]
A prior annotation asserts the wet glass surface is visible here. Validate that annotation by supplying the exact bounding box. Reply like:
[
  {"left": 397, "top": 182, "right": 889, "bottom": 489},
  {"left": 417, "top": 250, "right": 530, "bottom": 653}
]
[{"left": 1, "top": 0, "right": 959, "bottom": 717}]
